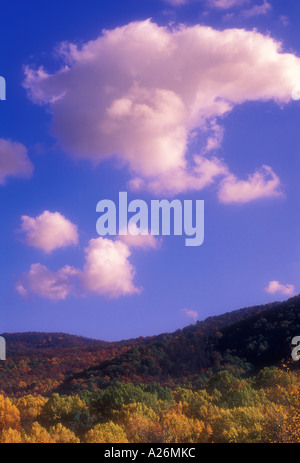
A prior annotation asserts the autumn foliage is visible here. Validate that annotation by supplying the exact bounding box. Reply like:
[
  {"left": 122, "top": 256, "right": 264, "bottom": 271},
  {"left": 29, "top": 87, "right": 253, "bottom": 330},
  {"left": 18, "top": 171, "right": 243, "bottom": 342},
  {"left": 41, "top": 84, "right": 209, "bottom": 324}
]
[
  {"left": 1, "top": 296, "right": 300, "bottom": 443},
  {"left": 0, "top": 366, "right": 299, "bottom": 443}
]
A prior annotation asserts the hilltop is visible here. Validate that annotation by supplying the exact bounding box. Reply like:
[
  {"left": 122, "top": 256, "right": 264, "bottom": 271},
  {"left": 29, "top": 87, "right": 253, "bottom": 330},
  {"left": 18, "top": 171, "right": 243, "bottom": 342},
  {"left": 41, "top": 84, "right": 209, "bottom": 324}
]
[{"left": 1, "top": 295, "right": 299, "bottom": 396}]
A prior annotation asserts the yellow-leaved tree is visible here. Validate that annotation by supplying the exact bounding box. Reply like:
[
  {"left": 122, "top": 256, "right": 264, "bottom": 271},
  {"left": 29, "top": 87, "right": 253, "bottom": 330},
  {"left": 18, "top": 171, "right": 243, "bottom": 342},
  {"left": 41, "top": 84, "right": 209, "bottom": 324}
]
[{"left": 84, "top": 421, "right": 128, "bottom": 443}]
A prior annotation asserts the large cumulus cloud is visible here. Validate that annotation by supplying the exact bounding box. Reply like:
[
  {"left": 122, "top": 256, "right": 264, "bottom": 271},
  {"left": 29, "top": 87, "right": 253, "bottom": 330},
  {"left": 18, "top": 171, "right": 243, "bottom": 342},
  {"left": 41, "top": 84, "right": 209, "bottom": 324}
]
[{"left": 23, "top": 20, "right": 300, "bottom": 201}]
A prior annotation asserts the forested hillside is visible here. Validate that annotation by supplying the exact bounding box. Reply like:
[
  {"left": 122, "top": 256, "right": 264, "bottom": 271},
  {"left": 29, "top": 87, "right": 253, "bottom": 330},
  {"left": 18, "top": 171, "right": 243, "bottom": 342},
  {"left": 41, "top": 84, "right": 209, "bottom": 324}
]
[
  {"left": 1, "top": 296, "right": 300, "bottom": 443},
  {"left": 55, "top": 296, "right": 300, "bottom": 393},
  {"left": 1, "top": 296, "right": 299, "bottom": 397}
]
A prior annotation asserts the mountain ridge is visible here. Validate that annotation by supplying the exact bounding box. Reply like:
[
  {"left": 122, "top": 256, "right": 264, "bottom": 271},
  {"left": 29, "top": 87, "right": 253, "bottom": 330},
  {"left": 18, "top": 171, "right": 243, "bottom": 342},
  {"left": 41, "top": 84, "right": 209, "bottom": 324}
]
[
  {"left": 1, "top": 295, "right": 299, "bottom": 397},
  {"left": 1, "top": 297, "right": 285, "bottom": 349}
]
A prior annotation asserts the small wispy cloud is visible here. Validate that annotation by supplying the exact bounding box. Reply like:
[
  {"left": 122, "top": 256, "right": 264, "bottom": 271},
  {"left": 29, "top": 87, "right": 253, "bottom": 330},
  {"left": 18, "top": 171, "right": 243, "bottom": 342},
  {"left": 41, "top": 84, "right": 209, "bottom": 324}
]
[
  {"left": 218, "top": 165, "right": 282, "bottom": 204},
  {"left": 182, "top": 308, "right": 199, "bottom": 321},
  {"left": 164, "top": 0, "right": 250, "bottom": 9},
  {"left": 164, "top": 0, "right": 187, "bottom": 5},
  {"left": 264, "top": 280, "right": 295, "bottom": 296},
  {"left": 242, "top": 0, "right": 271, "bottom": 17},
  {"left": 163, "top": 0, "right": 271, "bottom": 17},
  {"left": 279, "top": 15, "right": 289, "bottom": 27},
  {"left": 209, "top": 0, "right": 249, "bottom": 9}
]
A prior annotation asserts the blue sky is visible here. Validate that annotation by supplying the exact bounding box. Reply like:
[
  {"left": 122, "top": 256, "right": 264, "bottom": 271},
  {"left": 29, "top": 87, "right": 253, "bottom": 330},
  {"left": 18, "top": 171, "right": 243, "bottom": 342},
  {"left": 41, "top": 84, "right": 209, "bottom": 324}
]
[{"left": 0, "top": 0, "right": 299, "bottom": 341}]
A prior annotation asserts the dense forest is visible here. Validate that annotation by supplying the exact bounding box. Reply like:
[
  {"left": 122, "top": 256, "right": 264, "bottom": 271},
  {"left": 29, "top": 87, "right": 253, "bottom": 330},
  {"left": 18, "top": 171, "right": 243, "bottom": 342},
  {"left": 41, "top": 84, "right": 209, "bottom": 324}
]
[{"left": 0, "top": 295, "right": 300, "bottom": 443}]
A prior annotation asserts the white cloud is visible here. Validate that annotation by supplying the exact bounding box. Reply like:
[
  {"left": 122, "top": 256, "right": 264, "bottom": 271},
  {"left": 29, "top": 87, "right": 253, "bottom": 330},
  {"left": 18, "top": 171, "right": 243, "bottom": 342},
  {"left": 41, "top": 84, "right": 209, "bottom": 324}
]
[
  {"left": 279, "top": 15, "right": 289, "bottom": 27},
  {"left": 23, "top": 20, "right": 300, "bottom": 199},
  {"left": 166, "top": 0, "right": 271, "bottom": 16},
  {"left": 209, "top": 0, "right": 249, "bottom": 9},
  {"left": 80, "top": 237, "right": 141, "bottom": 298},
  {"left": 119, "top": 224, "right": 160, "bottom": 250},
  {"left": 164, "top": 0, "right": 250, "bottom": 7},
  {"left": 19, "top": 211, "right": 79, "bottom": 253},
  {"left": 202, "top": 119, "right": 224, "bottom": 154},
  {"left": 0, "top": 138, "right": 33, "bottom": 184},
  {"left": 218, "top": 165, "right": 282, "bottom": 204},
  {"left": 164, "top": 0, "right": 187, "bottom": 5},
  {"left": 264, "top": 280, "right": 295, "bottom": 296},
  {"left": 182, "top": 308, "right": 199, "bottom": 321},
  {"left": 242, "top": 0, "right": 271, "bottom": 17},
  {"left": 17, "top": 237, "right": 141, "bottom": 300},
  {"left": 16, "top": 263, "right": 78, "bottom": 300},
  {"left": 129, "top": 154, "right": 228, "bottom": 195}
]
